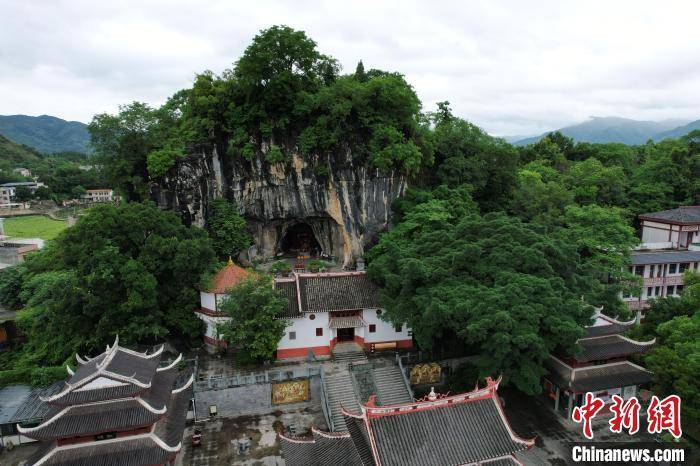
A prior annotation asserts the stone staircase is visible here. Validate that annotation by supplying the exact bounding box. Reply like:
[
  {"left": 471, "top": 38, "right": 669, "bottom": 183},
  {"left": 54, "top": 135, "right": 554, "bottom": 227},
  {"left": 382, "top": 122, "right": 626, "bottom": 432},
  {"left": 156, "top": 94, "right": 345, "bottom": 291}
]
[
  {"left": 373, "top": 364, "right": 413, "bottom": 406},
  {"left": 324, "top": 368, "right": 361, "bottom": 431},
  {"left": 332, "top": 342, "right": 367, "bottom": 362}
]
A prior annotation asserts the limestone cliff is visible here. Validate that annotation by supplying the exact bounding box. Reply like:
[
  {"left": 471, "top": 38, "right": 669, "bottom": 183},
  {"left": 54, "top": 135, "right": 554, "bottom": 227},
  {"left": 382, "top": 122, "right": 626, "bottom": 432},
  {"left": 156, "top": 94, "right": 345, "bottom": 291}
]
[{"left": 152, "top": 145, "right": 406, "bottom": 266}]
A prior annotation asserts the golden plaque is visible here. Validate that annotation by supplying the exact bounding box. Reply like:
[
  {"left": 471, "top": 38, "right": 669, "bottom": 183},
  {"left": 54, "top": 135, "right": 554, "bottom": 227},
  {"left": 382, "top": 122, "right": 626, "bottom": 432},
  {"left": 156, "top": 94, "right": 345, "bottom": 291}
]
[
  {"left": 409, "top": 363, "right": 441, "bottom": 385},
  {"left": 271, "top": 379, "right": 310, "bottom": 404}
]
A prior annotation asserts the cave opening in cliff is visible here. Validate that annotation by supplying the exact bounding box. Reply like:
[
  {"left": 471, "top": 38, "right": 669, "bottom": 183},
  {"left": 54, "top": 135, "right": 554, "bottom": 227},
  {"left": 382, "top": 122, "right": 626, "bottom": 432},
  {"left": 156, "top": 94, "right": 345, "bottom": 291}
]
[{"left": 280, "top": 222, "right": 321, "bottom": 257}]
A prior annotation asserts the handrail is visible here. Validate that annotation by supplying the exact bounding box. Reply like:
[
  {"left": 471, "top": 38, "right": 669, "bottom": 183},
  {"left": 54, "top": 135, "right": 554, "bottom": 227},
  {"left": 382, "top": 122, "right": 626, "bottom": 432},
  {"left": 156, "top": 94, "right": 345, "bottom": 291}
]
[
  {"left": 396, "top": 353, "right": 414, "bottom": 401},
  {"left": 319, "top": 366, "right": 334, "bottom": 431}
]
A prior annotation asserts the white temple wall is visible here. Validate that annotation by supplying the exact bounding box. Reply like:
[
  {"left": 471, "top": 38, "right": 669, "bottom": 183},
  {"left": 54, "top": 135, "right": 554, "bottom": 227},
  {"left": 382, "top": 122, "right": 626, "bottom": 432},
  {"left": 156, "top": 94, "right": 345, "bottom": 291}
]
[
  {"left": 362, "top": 309, "right": 411, "bottom": 343},
  {"left": 200, "top": 291, "right": 216, "bottom": 311},
  {"left": 277, "top": 312, "right": 330, "bottom": 350}
]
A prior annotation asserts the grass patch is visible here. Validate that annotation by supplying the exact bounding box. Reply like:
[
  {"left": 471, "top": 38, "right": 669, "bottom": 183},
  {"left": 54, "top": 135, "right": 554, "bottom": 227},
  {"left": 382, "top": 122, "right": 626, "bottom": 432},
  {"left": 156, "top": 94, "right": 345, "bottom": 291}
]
[{"left": 4, "top": 215, "right": 67, "bottom": 240}]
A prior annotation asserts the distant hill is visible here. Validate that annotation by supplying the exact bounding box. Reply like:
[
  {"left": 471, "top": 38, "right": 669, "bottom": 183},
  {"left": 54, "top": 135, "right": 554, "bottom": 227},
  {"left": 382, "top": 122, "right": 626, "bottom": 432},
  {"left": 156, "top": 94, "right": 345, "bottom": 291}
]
[
  {"left": 653, "top": 119, "right": 700, "bottom": 141},
  {"left": 0, "top": 115, "right": 90, "bottom": 154},
  {"left": 512, "top": 117, "right": 686, "bottom": 146},
  {"left": 0, "top": 134, "right": 44, "bottom": 166}
]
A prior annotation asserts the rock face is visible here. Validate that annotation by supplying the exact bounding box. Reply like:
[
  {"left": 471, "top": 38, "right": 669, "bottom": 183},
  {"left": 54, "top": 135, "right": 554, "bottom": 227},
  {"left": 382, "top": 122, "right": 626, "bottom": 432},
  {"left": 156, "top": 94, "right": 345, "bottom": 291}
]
[{"left": 152, "top": 145, "right": 406, "bottom": 266}]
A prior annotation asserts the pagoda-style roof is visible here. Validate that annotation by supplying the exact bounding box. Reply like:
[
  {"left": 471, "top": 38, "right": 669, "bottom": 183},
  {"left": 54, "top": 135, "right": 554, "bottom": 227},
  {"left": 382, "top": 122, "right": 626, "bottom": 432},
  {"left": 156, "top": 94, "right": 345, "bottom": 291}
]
[
  {"left": 279, "top": 377, "right": 533, "bottom": 466},
  {"left": 25, "top": 384, "right": 192, "bottom": 466},
  {"left": 203, "top": 258, "right": 250, "bottom": 293},
  {"left": 23, "top": 338, "right": 192, "bottom": 466},
  {"left": 43, "top": 336, "right": 165, "bottom": 405},
  {"left": 584, "top": 310, "right": 636, "bottom": 338},
  {"left": 639, "top": 206, "right": 700, "bottom": 224},
  {"left": 545, "top": 356, "right": 652, "bottom": 393},
  {"left": 574, "top": 334, "right": 655, "bottom": 363}
]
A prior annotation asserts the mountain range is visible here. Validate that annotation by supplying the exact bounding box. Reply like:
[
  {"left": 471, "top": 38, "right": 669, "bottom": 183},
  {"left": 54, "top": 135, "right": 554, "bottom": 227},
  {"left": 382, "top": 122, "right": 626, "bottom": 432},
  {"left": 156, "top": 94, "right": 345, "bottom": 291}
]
[
  {"left": 0, "top": 114, "right": 90, "bottom": 154},
  {"left": 512, "top": 117, "right": 700, "bottom": 146}
]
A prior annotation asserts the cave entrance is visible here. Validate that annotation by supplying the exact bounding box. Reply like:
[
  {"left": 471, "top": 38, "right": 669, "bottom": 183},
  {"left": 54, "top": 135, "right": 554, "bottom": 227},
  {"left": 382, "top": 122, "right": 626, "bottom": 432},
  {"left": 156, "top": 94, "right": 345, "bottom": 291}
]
[{"left": 280, "top": 223, "right": 321, "bottom": 258}]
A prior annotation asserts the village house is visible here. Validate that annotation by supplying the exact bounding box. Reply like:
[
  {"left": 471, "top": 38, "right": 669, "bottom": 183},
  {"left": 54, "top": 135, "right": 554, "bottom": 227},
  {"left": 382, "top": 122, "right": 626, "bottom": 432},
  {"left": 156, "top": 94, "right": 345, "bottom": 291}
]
[
  {"left": 0, "top": 181, "right": 46, "bottom": 207},
  {"left": 196, "top": 260, "right": 412, "bottom": 359},
  {"left": 80, "top": 188, "right": 114, "bottom": 203},
  {"left": 543, "top": 308, "right": 654, "bottom": 420},
  {"left": 623, "top": 206, "right": 700, "bottom": 310}
]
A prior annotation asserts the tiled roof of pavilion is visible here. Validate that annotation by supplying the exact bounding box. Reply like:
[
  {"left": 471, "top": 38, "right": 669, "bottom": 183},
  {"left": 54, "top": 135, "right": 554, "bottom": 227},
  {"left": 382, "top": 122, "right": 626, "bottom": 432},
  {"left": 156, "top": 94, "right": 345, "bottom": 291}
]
[
  {"left": 203, "top": 258, "right": 251, "bottom": 293},
  {"left": 584, "top": 312, "right": 636, "bottom": 338},
  {"left": 42, "top": 338, "right": 165, "bottom": 405},
  {"left": 545, "top": 356, "right": 653, "bottom": 393},
  {"left": 24, "top": 337, "right": 192, "bottom": 466},
  {"left": 279, "top": 377, "right": 533, "bottom": 466},
  {"left": 639, "top": 206, "right": 700, "bottom": 224},
  {"left": 574, "top": 334, "right": 655, "bottom": 363}
]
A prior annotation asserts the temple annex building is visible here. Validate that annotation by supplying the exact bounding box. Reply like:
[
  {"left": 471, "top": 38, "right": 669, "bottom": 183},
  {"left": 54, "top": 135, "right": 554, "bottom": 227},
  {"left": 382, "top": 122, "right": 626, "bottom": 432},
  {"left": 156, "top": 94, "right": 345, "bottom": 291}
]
[
  {"left": 196, "top": 260, "right": 412, "bottom": 359},
  {"left": 279, "top": 376, "right": 534, "bottom": 466},
  {"left": 543, "top": 309, "right": 654, "bottom": 420},
  {"left": 19, "top": 337, "right": 193, "bottom": 466}
]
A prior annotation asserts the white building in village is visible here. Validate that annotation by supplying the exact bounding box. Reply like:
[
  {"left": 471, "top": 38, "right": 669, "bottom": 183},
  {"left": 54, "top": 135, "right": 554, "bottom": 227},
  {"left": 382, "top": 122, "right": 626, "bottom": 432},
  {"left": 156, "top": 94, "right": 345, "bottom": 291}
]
[
  {"left": 196, "top": 259, "right": 412, "bottom": 359},
  {"left": 624, "top": 206, "right": 700, "bottom": 310}
]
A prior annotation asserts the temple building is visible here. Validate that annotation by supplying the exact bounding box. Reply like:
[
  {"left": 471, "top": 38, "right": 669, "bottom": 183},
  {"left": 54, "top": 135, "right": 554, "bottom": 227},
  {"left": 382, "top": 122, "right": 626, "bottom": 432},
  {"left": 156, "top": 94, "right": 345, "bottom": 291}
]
[
  {"left": 20, "top": 336, "right": 192, "bottom": 466},
  {"left": 624, "top": 206, "right": 700, "bottom": 310},
  {"left": 543, "top": 309, "right": 654, "bottom": 420},
  {"left": 196, "top": 260, "right": 412, "bottom": 359},
  {"left": 279, "top": 376, "right": 534, "bottom": 466}
]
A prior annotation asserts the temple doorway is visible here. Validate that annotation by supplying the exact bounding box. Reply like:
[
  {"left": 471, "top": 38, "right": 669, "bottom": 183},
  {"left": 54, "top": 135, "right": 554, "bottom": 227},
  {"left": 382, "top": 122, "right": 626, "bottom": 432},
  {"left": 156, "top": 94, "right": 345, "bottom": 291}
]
[
  {"left": 337, "top": 327, "right": 355, "bottom": 342},
  {"left": 280, "top": 223, "right": 321, "bottom": 257}
]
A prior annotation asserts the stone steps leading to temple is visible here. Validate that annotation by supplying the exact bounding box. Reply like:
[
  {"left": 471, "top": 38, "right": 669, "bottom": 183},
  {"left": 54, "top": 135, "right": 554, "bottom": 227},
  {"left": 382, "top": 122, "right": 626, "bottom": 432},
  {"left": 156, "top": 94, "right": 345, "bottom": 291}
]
[
  {"left": 332, "top": 342, "right": 367, "bottom": 362},
  {"left": 373, "top": 365, "right": 413, "bottom": 406},
  {"left": 324, "top": 370, "right": 361, "bottom": 431}
]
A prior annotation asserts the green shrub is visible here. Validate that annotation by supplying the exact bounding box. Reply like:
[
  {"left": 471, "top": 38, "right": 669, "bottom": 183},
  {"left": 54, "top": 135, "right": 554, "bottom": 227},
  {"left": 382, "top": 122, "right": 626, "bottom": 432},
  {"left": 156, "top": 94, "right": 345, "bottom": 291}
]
[{"left": 265, "top": 145, "right": 285, "bottom": 164}]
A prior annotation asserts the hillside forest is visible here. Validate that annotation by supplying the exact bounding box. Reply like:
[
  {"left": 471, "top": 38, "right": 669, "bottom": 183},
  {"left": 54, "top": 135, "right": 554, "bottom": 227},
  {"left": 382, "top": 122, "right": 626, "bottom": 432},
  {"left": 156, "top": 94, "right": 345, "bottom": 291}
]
[{"left": 0, "top": 26, "right": 698, "bottom": 424}]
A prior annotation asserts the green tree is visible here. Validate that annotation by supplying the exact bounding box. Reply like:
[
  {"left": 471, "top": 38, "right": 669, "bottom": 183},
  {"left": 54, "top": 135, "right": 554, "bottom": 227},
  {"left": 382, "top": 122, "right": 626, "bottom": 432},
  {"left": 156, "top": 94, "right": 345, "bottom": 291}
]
[
  {"left": 366, "top": 187, "right": 591, "bottom": 394},
  {"left": 217, "top": 275, "right": 290, "bottom": 362},
  {"left": 12, "top": 202, "right": 216, "bottom": 366},
  {"left": 13, "top": 185, "right": 33, "bottom": 202},
  {"left": 207, "top": 199, "right": 251, "bottom": 260},
  {"left": 644, "top": 313, "right": 700, "bottom": 424}
]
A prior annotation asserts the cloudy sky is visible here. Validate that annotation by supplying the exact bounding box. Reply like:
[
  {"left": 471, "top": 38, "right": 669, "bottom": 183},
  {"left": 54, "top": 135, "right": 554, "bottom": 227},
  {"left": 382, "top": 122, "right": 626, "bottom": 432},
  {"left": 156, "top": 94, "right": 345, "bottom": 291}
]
[{"left": 2, "top": 0, "right": 700, "bottom": 136}]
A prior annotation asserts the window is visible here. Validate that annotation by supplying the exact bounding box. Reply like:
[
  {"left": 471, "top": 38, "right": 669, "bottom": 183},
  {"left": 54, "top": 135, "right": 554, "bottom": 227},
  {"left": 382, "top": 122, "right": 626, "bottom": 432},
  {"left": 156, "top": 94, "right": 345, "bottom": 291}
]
[
  {"left": 316, "top": 328, "right": 323, "bottom": 337},
  {"left": 667, "top": 285, "right": 675, "bottom": 296},
  {"left": 669, "top": 263, "right": 677, "bottom": 274},
  {"left": 394, "top": 324, "right": 402, "bottom": 332},
  {"left": 634, "top": 266, "right": 645, "bottom": 276},
  {"left": 309, "top": 314, "right": 316, "bottom": 320},
  {"left": 369, "top": 324, "right": 376, "bottom": 333},
  {"left": 289, "top": 331, "right": 296, "bottom": 340},
  {"left": 376, "top": 309, "right": 382, "bottom": 316},
  {"left": 676, "top": 285, "right": 684, "bottom": 295},
  {"left": 655, "top": 286, "right": 662, "bottom": 296},
  {"left": 647, "top": 287, "right": 653, "bottom": 298},
  {"left": 680, "top": 263, "right": 690, "bottom": 273}
]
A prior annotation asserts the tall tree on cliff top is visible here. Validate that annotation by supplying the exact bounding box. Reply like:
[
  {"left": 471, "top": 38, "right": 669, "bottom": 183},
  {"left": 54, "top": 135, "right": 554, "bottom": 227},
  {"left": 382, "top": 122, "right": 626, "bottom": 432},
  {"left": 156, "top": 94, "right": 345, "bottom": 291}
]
[{"left": 12, "top": 202, "right": 216, "bottom": 366}]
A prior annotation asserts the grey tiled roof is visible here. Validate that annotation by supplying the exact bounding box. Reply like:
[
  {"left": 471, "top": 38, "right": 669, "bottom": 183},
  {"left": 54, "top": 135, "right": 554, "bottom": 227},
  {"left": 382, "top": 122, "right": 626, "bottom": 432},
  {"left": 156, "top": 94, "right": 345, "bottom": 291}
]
[
  {"left": 274, "top": 280, "right": 301, "bottom": 317},
  {"left": 482, "top": 456, "right": 521, "bottom": 465},
  {"left": 574, "top": 335, "right": 654, "bottom": 363},
  {"left": 23, "top": 399, "right": 162, "bottom": 441},
  {"left": 545, "top": 357, "right": 652, "bottom": 393},
  {"left": 8, "top": 382, "right": 63, "bottom": 423},
  {"left": 51, "top": 383, "right": 143, "bottom": 406},
  {"left": 640, "top": 206, "right": 700, "bottom": 223},
  {"left": 329, "top": 315, "right": 367, "bottom": 329},
  {"left": 631, "top": 250, "right": 700, "bottom": 265},
  {"left": 368, "top": 397, "right": 529, "bottom": 466},
  {"left": 299, "top": 273, "right": 381, "bottom": 313},
  {"left": 585, "top": 321, "right": 634, "bottom": 338},
  {"left": 279, "top": 430, "right": 365, "bottom": 466},
  {"left": 27, "top": 436, "right": 175, "bottom": 466},
  {"left": 344, "top": 414, "right": 375, "bottom": 466}
]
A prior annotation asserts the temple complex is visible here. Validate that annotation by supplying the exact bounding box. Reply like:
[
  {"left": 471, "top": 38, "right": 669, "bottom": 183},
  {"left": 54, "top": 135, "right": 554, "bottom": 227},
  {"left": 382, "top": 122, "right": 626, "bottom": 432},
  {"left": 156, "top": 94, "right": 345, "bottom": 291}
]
[
  {"left": 279, "top": 376, "right": 533, "bottom": 466},
  {"left": 20, "top": 337, "right": 192, "bottom": 466},
  {"left": 543, "top": 309, "right": 654, "bottom": 420},
  {"left": 197, "top": 260, "right": 412, "bottom": 359}
]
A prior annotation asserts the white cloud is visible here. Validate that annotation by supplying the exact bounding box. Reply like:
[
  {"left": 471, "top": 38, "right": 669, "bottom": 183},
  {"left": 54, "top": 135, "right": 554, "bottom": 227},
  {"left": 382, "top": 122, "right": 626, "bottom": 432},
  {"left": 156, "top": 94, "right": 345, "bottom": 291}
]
[{"left": 1, "top": 0, "right": 699, "bottom": 135}]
